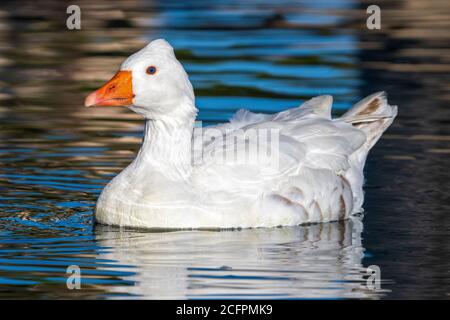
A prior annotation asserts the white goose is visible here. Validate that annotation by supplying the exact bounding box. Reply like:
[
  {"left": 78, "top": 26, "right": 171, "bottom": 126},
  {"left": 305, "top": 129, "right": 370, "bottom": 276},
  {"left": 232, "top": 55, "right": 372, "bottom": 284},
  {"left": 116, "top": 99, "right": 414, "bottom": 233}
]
[{"left": 85, "top": 39, "right": 397, "bottom": 229}]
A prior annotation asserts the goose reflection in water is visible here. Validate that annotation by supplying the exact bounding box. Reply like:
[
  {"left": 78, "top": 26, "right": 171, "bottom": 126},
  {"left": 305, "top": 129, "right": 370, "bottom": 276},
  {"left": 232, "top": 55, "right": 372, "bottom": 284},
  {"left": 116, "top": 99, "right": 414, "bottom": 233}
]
[{"left": 95, "top": 216, "right": 385, "bottom": 299}]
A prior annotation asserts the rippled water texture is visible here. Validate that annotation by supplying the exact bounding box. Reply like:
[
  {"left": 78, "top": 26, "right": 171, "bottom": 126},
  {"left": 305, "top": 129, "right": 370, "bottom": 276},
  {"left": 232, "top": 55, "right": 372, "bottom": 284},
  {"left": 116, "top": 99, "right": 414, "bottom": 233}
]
[{"left": 0, "top": 0, "right": 449, "bottom": 299}]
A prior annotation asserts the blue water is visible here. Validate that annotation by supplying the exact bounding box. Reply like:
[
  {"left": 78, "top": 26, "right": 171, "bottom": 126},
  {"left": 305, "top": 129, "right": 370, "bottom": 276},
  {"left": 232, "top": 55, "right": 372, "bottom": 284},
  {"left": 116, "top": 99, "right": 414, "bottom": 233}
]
[{"left": 0, "top": 0, "right": 449, "bottom": 299}]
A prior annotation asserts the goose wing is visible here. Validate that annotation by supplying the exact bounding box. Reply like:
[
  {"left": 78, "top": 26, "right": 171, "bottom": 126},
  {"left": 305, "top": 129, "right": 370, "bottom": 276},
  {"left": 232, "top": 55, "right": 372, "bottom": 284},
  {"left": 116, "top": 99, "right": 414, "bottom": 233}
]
[{"left": 192, "top": 96, "right": 366, "bottom": 193}]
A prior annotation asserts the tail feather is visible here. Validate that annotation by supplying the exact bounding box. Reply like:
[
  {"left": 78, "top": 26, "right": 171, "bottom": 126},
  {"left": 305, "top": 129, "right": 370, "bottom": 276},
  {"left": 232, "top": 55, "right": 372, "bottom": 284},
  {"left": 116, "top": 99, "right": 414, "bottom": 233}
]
[
  {"left": 341, "top": 91, "right": 397, "bottom": 151},
  {"left": 340, "top": 92, "right": 397, "bottom": 213}
]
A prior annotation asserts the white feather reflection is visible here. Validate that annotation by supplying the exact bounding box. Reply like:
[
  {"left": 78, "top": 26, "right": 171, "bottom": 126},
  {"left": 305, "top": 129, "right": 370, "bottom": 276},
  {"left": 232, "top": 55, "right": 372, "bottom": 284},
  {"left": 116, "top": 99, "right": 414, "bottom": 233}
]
[{"left": 95, "top": 216, "right": 380, "bottom": 299}]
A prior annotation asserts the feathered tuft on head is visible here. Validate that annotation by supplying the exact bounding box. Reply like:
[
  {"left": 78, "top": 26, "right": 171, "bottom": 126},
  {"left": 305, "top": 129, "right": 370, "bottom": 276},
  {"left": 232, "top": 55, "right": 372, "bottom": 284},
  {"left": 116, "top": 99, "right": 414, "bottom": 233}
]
[{"left": 145, "top": 39, "right": 175, "bottom": 55}]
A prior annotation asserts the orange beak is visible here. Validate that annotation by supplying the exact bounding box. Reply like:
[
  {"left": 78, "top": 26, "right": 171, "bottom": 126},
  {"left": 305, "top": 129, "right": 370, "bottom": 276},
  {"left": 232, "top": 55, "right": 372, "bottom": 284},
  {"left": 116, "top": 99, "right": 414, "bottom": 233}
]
[{"left": 84, "top": 70, "right": 134, "bottom": 107}]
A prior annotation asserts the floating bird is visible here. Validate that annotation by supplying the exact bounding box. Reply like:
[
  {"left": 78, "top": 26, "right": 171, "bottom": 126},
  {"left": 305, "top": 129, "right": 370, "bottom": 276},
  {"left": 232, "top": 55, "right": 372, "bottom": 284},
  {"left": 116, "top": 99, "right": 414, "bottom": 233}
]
[{"left": 85, "top": 39, "right": 397, "bottom": 229}]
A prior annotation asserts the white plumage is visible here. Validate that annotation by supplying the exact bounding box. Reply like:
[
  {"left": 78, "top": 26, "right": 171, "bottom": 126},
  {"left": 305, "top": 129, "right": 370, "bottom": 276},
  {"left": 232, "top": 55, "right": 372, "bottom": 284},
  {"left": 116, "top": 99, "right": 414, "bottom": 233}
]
[{"left": 87, "top": 39, "right": 397, "bottom": 229}]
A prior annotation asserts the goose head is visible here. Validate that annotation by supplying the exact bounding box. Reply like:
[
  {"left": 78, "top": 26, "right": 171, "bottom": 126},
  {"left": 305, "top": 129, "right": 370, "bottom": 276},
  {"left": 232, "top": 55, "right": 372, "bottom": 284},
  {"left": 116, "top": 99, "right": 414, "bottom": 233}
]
[{"left": 84, "top": 39, "right": 195, "bottom": 120}]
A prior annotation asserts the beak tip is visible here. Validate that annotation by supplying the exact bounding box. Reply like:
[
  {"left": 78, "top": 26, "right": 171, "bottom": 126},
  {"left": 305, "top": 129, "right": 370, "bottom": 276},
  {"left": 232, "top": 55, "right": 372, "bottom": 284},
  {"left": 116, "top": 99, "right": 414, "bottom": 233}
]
[{"left": 84, "top": 93, "right": 97, "bottom": 108}]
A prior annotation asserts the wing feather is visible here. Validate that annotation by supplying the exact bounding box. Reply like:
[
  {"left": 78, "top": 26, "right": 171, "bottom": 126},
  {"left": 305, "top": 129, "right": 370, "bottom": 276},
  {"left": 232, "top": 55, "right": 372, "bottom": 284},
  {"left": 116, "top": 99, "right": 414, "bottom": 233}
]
[{"left": 193, "top": 95, "right": 367, "bottom": 191}]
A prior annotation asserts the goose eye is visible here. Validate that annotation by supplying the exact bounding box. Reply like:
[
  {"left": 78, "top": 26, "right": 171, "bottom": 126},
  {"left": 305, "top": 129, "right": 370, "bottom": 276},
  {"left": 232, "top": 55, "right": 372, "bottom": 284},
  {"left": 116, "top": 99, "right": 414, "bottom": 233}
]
[{"left": 146, "top": 66, "right": 157, "bottom": 75}]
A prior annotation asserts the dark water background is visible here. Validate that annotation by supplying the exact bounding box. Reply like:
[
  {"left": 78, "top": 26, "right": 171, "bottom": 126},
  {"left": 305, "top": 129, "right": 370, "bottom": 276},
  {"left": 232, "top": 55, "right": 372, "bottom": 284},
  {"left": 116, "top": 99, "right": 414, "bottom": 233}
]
[{"left": 0, "top": 0, "right": 449, "bottom": 299}]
